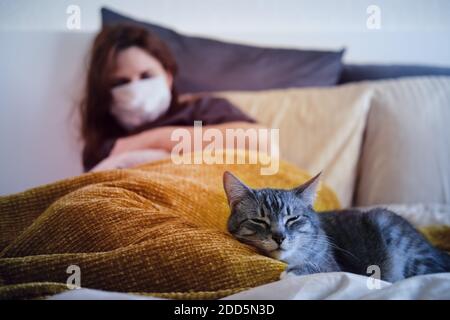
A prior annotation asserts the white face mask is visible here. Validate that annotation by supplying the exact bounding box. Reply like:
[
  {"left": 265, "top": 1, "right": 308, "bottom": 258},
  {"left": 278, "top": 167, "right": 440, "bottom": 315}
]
[{"left": 111, "top": 75, "right": 172, "bottom": 130}]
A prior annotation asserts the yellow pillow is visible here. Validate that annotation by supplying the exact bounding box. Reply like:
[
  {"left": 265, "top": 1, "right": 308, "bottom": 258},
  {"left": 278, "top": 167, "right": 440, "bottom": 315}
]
[
  {"left": 211, "top": 85, "right": 372, "bottom": 207},
  {"left": 0, "top": 150, "right": 340, "bottom": 299}
]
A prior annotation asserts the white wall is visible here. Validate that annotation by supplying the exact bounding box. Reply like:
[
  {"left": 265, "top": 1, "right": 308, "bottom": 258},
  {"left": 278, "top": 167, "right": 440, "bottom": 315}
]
[
  {"left": 1, "top": 0, "right": 450, "bottom": 64},
  {"left": 0, "top": 32, "right": 89, "bottom": 195},
  {"left": 1, "top": 0, "right": 449, "bottom": 33}
]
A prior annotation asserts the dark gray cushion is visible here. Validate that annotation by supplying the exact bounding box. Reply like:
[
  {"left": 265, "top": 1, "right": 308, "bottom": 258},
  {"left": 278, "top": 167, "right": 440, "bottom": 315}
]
[
  {"left": 339, "top": 64, "right": 450, "bottom": 84},
  {"left": 101, "top": 8, "right": 345, "bottom": 94}
]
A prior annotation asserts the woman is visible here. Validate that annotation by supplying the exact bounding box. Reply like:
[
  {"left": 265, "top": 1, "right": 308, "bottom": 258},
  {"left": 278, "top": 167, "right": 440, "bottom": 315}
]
[{"left": 79, "top": 24, "right": 266, "bottom": 172}]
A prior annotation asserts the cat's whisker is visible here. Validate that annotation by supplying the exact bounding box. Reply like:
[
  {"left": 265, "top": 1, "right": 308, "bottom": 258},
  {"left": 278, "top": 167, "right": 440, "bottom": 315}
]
[
  {"left": 303, "top": 235, "right": 361, "bottom": 262},
  {"left": 224, "top": 171, "right": 450, "bottom": 281}
]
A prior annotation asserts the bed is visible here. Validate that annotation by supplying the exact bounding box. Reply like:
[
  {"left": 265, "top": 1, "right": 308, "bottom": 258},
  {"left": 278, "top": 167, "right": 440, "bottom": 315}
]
[
  {"left": 1, "top": 8, "right": 450, "bottom": 301},
  {"left": 1, "top": 147, "right": 449, "bottom": 300}
]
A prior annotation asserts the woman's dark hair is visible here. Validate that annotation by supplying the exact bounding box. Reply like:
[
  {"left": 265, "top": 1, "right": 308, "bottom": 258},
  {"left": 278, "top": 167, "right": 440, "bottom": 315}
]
[{"left": 79, "top": 24, "right": 178, "bottom": 170}]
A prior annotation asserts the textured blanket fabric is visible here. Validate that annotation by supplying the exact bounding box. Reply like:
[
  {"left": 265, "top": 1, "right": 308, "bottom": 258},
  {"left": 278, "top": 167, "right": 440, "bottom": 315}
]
[{"left": 0, "top": 150, "right": 340, "bottom": 299}]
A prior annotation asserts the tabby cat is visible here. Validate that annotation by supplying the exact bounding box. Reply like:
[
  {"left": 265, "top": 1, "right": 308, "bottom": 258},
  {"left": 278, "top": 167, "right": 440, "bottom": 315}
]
[{"left": 223, "top": 171, "right": 450, "bottom": 282}]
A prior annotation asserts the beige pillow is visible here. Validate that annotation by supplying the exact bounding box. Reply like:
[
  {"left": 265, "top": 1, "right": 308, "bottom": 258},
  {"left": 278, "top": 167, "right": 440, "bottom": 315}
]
[
  {"left": 355, "top": 76, "right": 450, "bottom": 206},
  {"left": 213, "top": 84, "right": 373, "bottom": 207}
]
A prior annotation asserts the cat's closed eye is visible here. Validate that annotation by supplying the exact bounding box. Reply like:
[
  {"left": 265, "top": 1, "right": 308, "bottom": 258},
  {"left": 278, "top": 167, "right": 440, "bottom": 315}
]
[
  {"left": 249, "top": 218, "right": 270, "bottom": 228},
  {"left": 286, "top": 215, "right": 304, "bottom": 227},
  {"left": 239, "top": 227, "right": 256, "bottom": 236}
]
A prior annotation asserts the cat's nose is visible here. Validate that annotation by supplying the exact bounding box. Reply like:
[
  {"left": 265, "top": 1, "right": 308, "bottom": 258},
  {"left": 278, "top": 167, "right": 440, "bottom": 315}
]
[{"left": 272, "top": 234, "right": 285, "bottom": 245}]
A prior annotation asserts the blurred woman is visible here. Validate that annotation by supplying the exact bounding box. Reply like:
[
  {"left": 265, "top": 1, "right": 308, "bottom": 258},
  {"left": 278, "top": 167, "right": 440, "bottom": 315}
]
[{"left": 79, "top": 24, "right": 266, "bottom": 172}]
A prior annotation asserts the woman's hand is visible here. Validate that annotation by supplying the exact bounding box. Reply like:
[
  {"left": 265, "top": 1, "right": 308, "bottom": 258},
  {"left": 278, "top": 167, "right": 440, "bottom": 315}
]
[
  {"left": 110, "top": 135, "right": 143, "bottom": 156},
  {"left": 91, "top": 149, "right": 170, "bottom": 172},
  {"left": 109, "top": 127, "right": 169, "bottom": 156},
  {"left": 109, "top": 122, "right": 270, "bottom": 157}
]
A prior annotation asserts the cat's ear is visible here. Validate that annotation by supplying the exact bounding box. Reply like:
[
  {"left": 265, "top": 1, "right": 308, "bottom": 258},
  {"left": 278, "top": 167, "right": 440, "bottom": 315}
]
[
  {"left": 293, "top": 172, "right": 321, "bottom": 206},
  {"left": 223, "top": 171, "right": 253, "bottom": 207}
]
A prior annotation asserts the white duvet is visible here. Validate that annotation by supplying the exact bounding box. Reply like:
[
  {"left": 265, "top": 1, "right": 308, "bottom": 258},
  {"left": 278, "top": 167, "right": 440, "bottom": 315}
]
[
  {"left": 49, "top": 203, "right": 450, "bottom": 300},
  {"left": 50, "top": 272, "right": 450, "bottom": 300},
  {"left": 225, "top": 272, "right": 450, "bottom": 300}
]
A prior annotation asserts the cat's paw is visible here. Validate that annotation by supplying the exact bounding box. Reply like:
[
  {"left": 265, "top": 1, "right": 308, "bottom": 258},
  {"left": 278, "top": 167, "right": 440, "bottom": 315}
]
[{"left": 279, "top": 270, "right": 297, "bottom": 280}]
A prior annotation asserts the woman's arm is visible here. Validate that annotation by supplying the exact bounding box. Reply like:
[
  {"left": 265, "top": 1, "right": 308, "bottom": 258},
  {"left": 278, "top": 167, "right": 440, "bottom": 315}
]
[{"left": 110, "top": 122, "right": 271, "bottom": 156}]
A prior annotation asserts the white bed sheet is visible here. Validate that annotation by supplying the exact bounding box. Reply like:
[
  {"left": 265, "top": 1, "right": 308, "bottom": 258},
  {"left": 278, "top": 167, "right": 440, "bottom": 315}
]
[
  {"left": 49, "top": 272, "right": 450, "bottom": 300},
  {"left": 49, "top": 203, "right": 450, "bottom": 300}
]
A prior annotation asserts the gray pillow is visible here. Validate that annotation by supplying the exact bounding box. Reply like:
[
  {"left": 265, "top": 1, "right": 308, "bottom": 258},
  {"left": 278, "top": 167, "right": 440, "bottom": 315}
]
[
  {"left": 355, "top": 76, "right": 450, "bottom": 206},
  {"left": 101, "top": 8, "right": 345, "bottom": 94},
  {"left": 339, "top": 64, "right": 450, "bottom": 84}
]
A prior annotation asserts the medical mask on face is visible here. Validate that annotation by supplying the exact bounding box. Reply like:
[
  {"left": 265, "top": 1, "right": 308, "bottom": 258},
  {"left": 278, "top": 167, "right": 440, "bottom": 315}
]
[{"left": 111, "top": 75, "right": 172, "bottom": 130}]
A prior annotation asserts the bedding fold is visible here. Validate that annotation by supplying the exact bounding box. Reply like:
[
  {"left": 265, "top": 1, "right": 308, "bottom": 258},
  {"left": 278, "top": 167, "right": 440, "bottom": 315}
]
[
  {"left": 0, "top": 149, "right": 340, "bottom": 299},
  {"left": 1, "top": 149, "right": 448, "bottom": 300}
]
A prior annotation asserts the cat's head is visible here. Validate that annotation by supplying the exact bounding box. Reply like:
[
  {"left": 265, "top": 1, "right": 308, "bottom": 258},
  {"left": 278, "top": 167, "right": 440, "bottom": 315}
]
[{"left": 223, "top": 171, "right": 322, "bottom": 260}]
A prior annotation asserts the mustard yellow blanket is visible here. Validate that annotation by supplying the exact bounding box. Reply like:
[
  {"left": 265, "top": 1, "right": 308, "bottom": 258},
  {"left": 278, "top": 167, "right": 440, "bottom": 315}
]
[
  {"left": 0, "top": 150, "right": 340, "bottom": 299},
  {"left": 0, "top": 150, "right": 448, "bottom": 300}
]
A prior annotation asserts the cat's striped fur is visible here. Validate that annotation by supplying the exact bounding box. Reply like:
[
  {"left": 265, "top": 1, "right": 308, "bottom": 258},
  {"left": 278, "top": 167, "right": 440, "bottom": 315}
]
[{"left": 223, "top": 171, "right": 450, "bottom": 282}]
